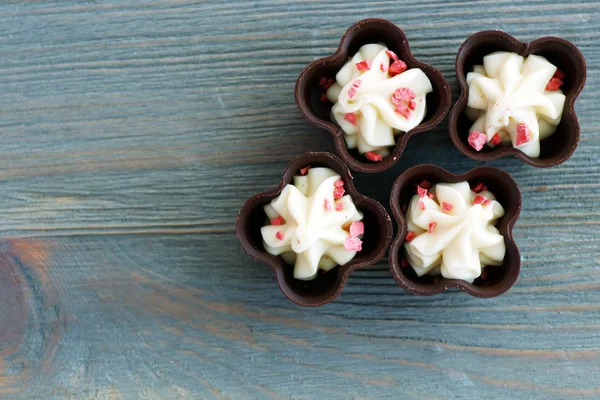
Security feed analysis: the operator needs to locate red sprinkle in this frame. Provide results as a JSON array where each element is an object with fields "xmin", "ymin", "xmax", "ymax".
[
  {"xmin": 516, "ymin": 123, "xmax": 530, "ymax": 146},
  {"xmin": 472, "ymin": 182, "xmax": 487, "ymax": 193},
  {"xmin": 391, "ymin": 87, "xmax": 416, "ymax": 119},
  {"xmin": 418, "ymin": 200, "xmax": 425, "ymax": 211},
  {"xmin": 483, "ymin": 199, "xmax": 492, "ymax": 206},
  {"xmin": 318, "ymin": 77, "xmax": 327, "ymax": 87},
  {"xmin": 545, "ymin": 77, "xmax": 563, "ymax": 91},
  {"xmin": 333, "ymin": 186, "xmax": 345, "ymax": 200},
  {"xmin": 480, "ymin": 268, "xmax": 488, "ymax": 280},
  {"xmin": 343, "ymin": 237, "xmax": 362, "ymax": 252},
  {"xmin": 401, "ymin": 204, "xmax": 408, "ymax": 213},
  {"xmin": 365, "ymin": 151, "xmax": 383, "ymax": 162},
  {"xmin": 320, "ymin": 93, "xmax": 329, "ymax": 103},
  {"xmin": 334, "ymin": 179, "xmax": 344, "ymax": 187},
  {"xmin": 389, "ymin": 60, "xmax": 407, "ymax": 76},
  {"xmin": 491, "ymin": 132, "xmax": 502, "ymax": 146},
  {"xmin": 442, "ymin": 202, "xmax": 453, "ymax": 212},
  {"xmin": 428, "ymin": 222, "xmax": 437, "ymax": 234},
  {"xmin": 408, "ymin": 100, "xmax": 416, "ymax": 110},
  {"xmin": 428, "ymin": 192, "xmax": 434, "ymax": 199},
  {"xmin": 385, "ymin": 50, "xmax": 399, "ymax": 61},
  {"xmin": 473, "ymin": 195, "xmax": 486, "ymax": 205},
  {"xmin": 395, "ymin": 104, "xmax": 412, "ymax": 119},
  {"xmin": 554, "ymin": 68, "xmax": 566, "ymax": 80},
  {"xmin": 335, "ymin": 202, "xmax": 344, "ymax": 211},
  {"xmin": 344, "ymin": 112, "xmax": 357, "ymax": 126},
  {"xmin": 468, "ymin": 130, "xmax": 488, "ymax": 151},
  {"xmin": 418, "ymin": 180, "xmax": 432, "ymax": 189},
  {"xmin": 271, "ymin": 216, "xmax": 285, "ymax": 226},
  {"xmin": 417, "ymin": 185, "xmax": 428, "ymax": 198},
  {"xmin": 323, "ymin": 78, "xmax": 335, "ymax": 90},
  {"xmin": 275, "ymin": 231, "xmax": 284, "ymax": 240},
  {"xmin": 349, "ymin": 221, "xmax": 364, "ymax": 238},
  {"xmin": 355, "ymin": 60, "xmax": 372, "ymax": 71},
  {"xmin": 380, "ymin": 63, "xmax": 387, "ymax": 73},
  {"xmin": 324, "ymin": 198, "xmax": 332, "ymax": 211},
  {"xmin": 406, "ymin": 231, "xmax": 416, "ymax": 242},
  {"xmin": 401, "ymin": 257, "xmax": 409, "ymax": 268},
  {"xmin": 300, "ymin": 166, "xmax": 310, "ymax": 176}
]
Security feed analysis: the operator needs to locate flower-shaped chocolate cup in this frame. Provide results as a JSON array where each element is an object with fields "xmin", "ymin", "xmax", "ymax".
[
  {"xmin": 295, "ymin": 18, "xmax": 451, "ymax": 173},
  {"xmin": 236, "ymin": 152, "xmax": 393, "ymax": 307},
  {"xmin": 449, "ymin": 31, "xmax": 586, "ymax": 167},
  {"xmin": 389, "ymin": 164, "xmax": 522, "ymax": 298}
]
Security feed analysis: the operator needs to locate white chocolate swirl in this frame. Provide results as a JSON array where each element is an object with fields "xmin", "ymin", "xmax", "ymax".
[
  {"xmin": 261, "ymin": 167, "xmax": 363, "ymax": 280},
  {"xmin": 404, "ymin": 182, "xmax": 506, "ymax": 282},
  {"xmin": 466, "ymin": 51, "xmax": 566, "ymax": 157},
  {"xmin": 327, "ymin": 44, "xmax": 433, "ymax": 157}
]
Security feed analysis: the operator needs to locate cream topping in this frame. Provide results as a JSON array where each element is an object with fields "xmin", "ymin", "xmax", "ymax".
[
  {"xmin": 327, "ymin": 44, "xmax": 433, "ymax": 157},
  {"xmin": 261, "ymin": 167, "xmax": 363, "ymax": 280},
  {"xmin": 404, "ymin": 182, "xmax": 506, "ymax": 282},
  {"xmin": 466, "ymin": 51, "xmax": 566, "ymax": 157}
]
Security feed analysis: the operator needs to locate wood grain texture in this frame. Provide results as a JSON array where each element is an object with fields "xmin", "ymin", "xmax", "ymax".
[{"xmin": 1, "ymin": 0, "xmax": 599, "ymax": 399}]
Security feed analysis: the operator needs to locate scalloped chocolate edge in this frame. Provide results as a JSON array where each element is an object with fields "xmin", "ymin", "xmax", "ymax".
[
  {"xmin": 389, "ymin": 164, "xmax": 522, "ymax": 298},
  {"xmin": 236, "ymin": 152, "xmax": 393, "ymax": 307},
  {"xmin": 449, "ymin": 30, "xmax": 586, "ymax": 167},
  {"xmin": 295, "ymin": 18, "xmax": 451, "ymax": 173}
]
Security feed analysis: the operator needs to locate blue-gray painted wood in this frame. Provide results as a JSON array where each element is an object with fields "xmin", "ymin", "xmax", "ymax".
[{"xmin": 0, "ymin": 1, "xmax": 599, "ymax": 399}]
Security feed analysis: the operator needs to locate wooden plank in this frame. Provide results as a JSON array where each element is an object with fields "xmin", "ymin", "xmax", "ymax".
[{"xmin": 0, "ymin": 0, "xmax": 599, "ymax": 398}]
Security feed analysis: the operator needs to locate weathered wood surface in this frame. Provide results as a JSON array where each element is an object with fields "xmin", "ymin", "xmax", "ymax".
[{"xmin": 0, "ymin": 0, "xmax": 599, "ymax": 399}]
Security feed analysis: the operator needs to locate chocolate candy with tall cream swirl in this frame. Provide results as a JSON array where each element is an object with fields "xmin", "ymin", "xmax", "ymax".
[
  {"xmin": 261, "ymin": 167, "xmax": 364, "ymax": 280},
  {"xmin": 326, "ymin": 44, "xmax": 433, "ymax": 160},
  {"xmin": 403, "ymin": 181, "xmax": 505, "ymax": 282}
]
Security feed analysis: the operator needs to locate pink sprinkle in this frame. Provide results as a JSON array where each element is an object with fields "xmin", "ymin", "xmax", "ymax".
[
  {"xmin": 473, "ymin": 195, "xmax": 486, "ymax": 205},
  {"xmin": 335, "ymin": 202, "xmax": 344, "ymax": 211},
  {"xmin": 334, "ymin": 179, "xmax": 344, "ymax": 187},
  {"xmin": 428, "ymin": 222, "xmax": 437, "ymax": 234},
  {"xmin": 275, "ymin": 231, "xmax": 284, "ymax": 240},
  {"xmin": 442, "ymin": 202, "xmax": 453, "ymax": 212},
  {"xmin": 385, "ymin": 49, "xmax": 399, "ymax": 61},
  {"xmin": 355, "ymin": 60, "xmax": 372, "ymax": 71},
  {"xmin": 472, "ymin": 182, "xmax": 487, "ymax": 193},
  {"xmin": 483, "ymin": 199, "xmax": 492, "ymax": 206},
  {"xmin": 333, "ymin": 186, "xmax": 345, "ymax": 199},
  {"xmin": 406, "ymin": 231, "xmax": 416, "ymax": 242},
  {"xmin": 491, "ymin": 133, "xmax": 502, "ymax": 146},
  {"xmin": 365, "ymin": 151, "xmax": 383, "ymax": 162},
  {"xmin": 344, "ymin": 237, "xmax": 362, "ymax": 252},
  {"xmin": 300, "ymin": 166, "xmax": 310, "ymax": 176},
  {"xmin": 348, "ymin": 88, "xmax": 357, "ymax": 98},
  {"xmin": 516, "ymin": 123, "xmax": 530, "ymax": 146},
  {"xmin": 468, "ymin": 130, "xmax": 487, "ymax": 151},
  {"xmin": 380, "ymin": 63, "xmax": 387, "ymax": 73},
  {"xmin": 395, "ymin": 104, "xmax": 412, "ymax": 119},
  {"xmin": 428, "ymin": 192, "xmax": 434, "ymax": 199},
  {"xmin": 352, "ymin": 79, "xmax": 362, "ymax": 87},
  {"xmin": 401, "ymin": 204, "xmax": 408, "ymax": 213},
  {"xmin": 271, "ymin": 216, "xmax": 285, "ymax": 226},
  {"xmin": 324, "ymin": 198, "xmax": 332, "ymax": 211},
  {"xmin": 389, "ymin": 60, "xmax": 407, "ymax": 76},
  {"xmin": 344, "ymin": 112, "xmax": 357, "ymax": 126},
  {"xmin": 349, "ymin": 221, "xmax": 364, "ymax": 238},
  {"xmin": 418, "ymin": 200, "xmax": 425, "ymax": 211},
  {"xmin": 394, "ymin": 87, "xmax": 416, "ymax": 101},
  {"xmin": 417, "ymin": 185, "xmax": 428, "ymax": 198},
  {"xmin": 320, "ymin": 93, "xmax": 329, "ymax": 103}
]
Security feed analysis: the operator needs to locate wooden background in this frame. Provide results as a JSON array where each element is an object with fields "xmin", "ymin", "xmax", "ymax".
[{"xmin": 0, "ymin": 0, "xmax": 599, "ymax": 399}]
